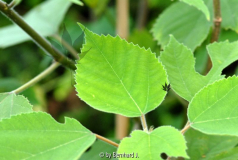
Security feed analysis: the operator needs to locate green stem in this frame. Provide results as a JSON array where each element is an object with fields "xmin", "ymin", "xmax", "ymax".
[
  {"xmin": 11, "ymin": 62, "xmax": 60, "ymax": 94},
  {"xmin": 0, "ymin": 0, "xmax": 76, "ymax": 70},
  {"xmin": 95, "ymin": 134, "xmax": 119, "ymax": 147},
  {"xmin": 140, "ymin": 114, "xmax": 148, "ymax": 132}
]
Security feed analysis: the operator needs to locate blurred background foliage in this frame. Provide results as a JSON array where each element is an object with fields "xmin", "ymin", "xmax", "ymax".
[{"xmin": 0, "ymin": 0, "xmax": 238, "ymax": 141}]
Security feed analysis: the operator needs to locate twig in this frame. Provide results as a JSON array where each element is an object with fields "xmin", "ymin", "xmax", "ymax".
[
  {"xmin": 11, "ymin": 62, "xmax": 60, "ymax": 94},
  {"xmin": 136, "ymin": 0, "xmax": 148, "ymax": 30},
  {"xmin": 52, "ymin": 34, "xmax": 79, "ymax": 59},
  {"xmin": 207, "ymin": 0, "xmax": 222, "ymax": 72},
  {"xmin": 0, "ymin": 0, "xmax": 76, "ymax": 70},
  {"xmin": 211, "ymin": 0, "xmax": 222, "ymax": 43},
  {"xmin": 115, "ymin": 0, "xmax": 129, "ymax": 139},
  {"xmin": 181, "ymin": 121, "xmax": 191, "ymax": 134},
  {"xmin": 140, "ymin": 114, "xmax": 148, "ymax": 132},
  {"xmin": 95, "ymin": 134, "xmax": 119, "ymax": 147}
]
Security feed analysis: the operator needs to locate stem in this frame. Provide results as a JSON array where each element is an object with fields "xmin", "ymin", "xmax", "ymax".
[
  {"xmin": 207, "ymin": 0, "xmax": 222, "ymax": 72},
  {"xmin": 0, "ymin": 0, "xmax": 76, "ymax": 70},
  {"xmin": 11, "ymin": 62, "xmax": 60, "ymax": 94},
  {"xmin": 140, "ymin": 114, "xmax": 148, "ymax": 132},
  {"xmin": 95, "ymin": 134, "xmax": 119, "ymax": 147},
  {"xmin": 181, "ymin": 121, "xmax": 191, "ymax": 134},
  {"xmin": 211, "ymin": 0, "xmax": 222, "ymax": 43},
  {"xmin": 52, "ymin": 34, "xmax": 79, "ymax": 60},
  {"xmin": 115, "ymin": 0, "xmax": 129, "ymax": 139},
  {"xmin": 136, "ymin": 0, "xmax": 148, "ymax": 30}
]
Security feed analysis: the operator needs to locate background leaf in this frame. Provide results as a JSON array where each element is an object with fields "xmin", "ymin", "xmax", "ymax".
[
  {"xmin": 75, "ymin": 24, "xmax": 167, "ymax": 117},
  {"xmin": 0, "ymin": 112, "xmax": 96, "ymax": 159},
  {"xmin": 0, "ymin": 0, "xmax": 78, "ymax": 48},
  {"xmin": 151, "ymin": 1, "xmax": 212, "ymax": 51},
  {"xmin": 160, "ymin": 36, "xmax": 238, "ymax": 101},
  {"xmin": 180, "ymin": 0, "xmax": 210, "ymax": 20},
  {"xmin": 0, "ymin": 93, "xmax": 32, "ymax": 121},
  {"xmin": 221, "ymin": 0, "xmax": 238, "ymax": 32},
  {"xmin": 184, "ymin": 128, "xmax": 238, "ymax": 160},
  {"xmin": 117, "ymin": 126, "xmax": 188, "ymax": 160},
  {"xmin": 188, "ymin": 76, "xmax": 238, "ymax": 136}
]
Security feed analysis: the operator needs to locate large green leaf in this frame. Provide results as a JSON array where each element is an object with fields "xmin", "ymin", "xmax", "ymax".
[
  {"xmin": 117, "ymin": 126, "xmax": 188, "ymax": 160},
  {"xmin": 0, "ymin": 0, "xmax": 82, "ymax": 48},
  {"xmin": 185, "ymin": 128, "xmax": 238, "ymax": 160},
  {"xmin": 180, "ymin": 0, "xmax": 210, "ymax": 20},
  {"xmin": 160, "ymin": 36, "xmax": 238, "ymax": 101},
  {"xmin": 75, "ymin": 24, "xmax": 167, "ymax": 117},
  {"xmin": 221, "ymin": 0, "xmax": 238, "ymax": 32},
  {"xmin": 151, "ymin": 1, "xmax": 212, "ymax": 51},
  {"xmin": 0, "ymin": 112, "xmax": 96, "ymax": 159},
  {"xmin": 188, "ymin": 76, "xmax": 238, "ymax": 136},
  {"xmin": 0, "ymin": 93, "xmax": 32, "ymax": 121}
]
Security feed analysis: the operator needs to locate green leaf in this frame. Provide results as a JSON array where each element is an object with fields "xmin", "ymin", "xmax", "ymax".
[
  {"xmin": 188, "ymin": 76, "xmax": 238, "ymax": 136},
  {"xmin": 0, "ymin": 112, "xmax": 96, "ymax": 159},
  {"xmin": 75, "ymin": 24, "xmax": 167, "ymax": 117},
  {"xmin": 117, "ymin": 126, "xmax": 188, "ymax": 160},
  {"xmin": 0, "ymin": 0, "xmax": 74, "ymax": 48},
  {"xmin": 160, "ymin": 36, "xmax": 238, "ymax": 101},
  {"xmin": 221, "ymin": 0, "xmax": 238, "ymax": 32},
  {"xmin": 209, "ymin": 147, "xmax": 238, "ymax": 160},
  {"xmin": 180, "ymin": 0, "xmax": 210, "ymax": 20},
  {"xmin": 151, "ymin": 1, "xmax": 211, "ymax": 51},
  {"xmin": 185, "ymin": 128, "xmax": 238, "ymax": 160},
  {"xmin": 0, "ymin": 93, "xmax": 32, "ymax": 121}
]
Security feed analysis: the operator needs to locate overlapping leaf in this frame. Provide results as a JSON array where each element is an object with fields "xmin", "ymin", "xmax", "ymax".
[
  {"xmin": 0, "ymin": 0, "xmax": 82, "ymax": 48},
  {"xmin": 0, "ymin": 93, "xmax": 32, "ymax": 121},
  {"xmin": 160, "ymin": 36, "xmax": 238, "ymax": 101},
  {"xmin": 117, "ymin": 126, "xmax": 188, "ymax": 160},
  {"xmin": 151, "ymin": 1, "xmax": 212, "ymax": 51},
  {"xmin": 180, "ymin": 0, "xmax": 210, "ymax": 20},
  {"xmin": 75, "ymin": 24, "xmax": 167, "ymax": 117},
  {"xmin": 185, "ymin": 129, "xmax": 238, "ymax": 159},
  {"xmin": 0, "ymin": 112, "xmax": 96, "ymax": 159},
  {"xmin": 188, "ymin": 76, "xmax": 238, "ymax": 136}
]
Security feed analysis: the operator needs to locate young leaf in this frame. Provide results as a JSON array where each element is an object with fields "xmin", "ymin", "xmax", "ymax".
[
  {"xmin": 0, "ymin": 112, "xmax": 96, "ymax": 159},
  {"xmin": 180, "ymin": 0, "xmax": 210, "ymax": 20},
  {"xmin": 160, "ymin": 36, "xmax": 238, "ymax": 102},
  {"xmin": 185, "ymin": 128, "xmax": 238, "ymax": 160},
  {"xmin": 151, "ymin": 1, "xmax": 212, "ymax": 51},
  {"xmin": 75, "ymin": 24, "xmax": 167, "ymax": 117},
  {"xmin": 188, "ymin": 76, "xmax": 238, "ymax": 136},
  {"xmin": 117, "ymin": 126, "xmax": 188, "ymax": 160},
  {"xmin": 0, "ymin": 93, "xmax": 32, "ymax": 121}
]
